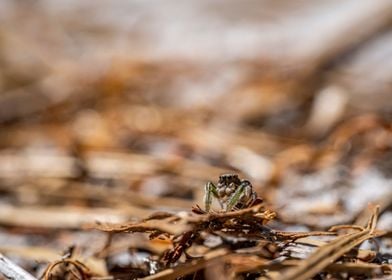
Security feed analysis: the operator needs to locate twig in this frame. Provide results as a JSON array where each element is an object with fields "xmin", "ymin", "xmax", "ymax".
[
  {"xmin": 277, "ymin": 206, "xmax": 382, "ymax": 280},
  {"xmin": 91, "ymin": 217, "xmax": 188, "ymax": 236},
  {"xmin": 0, "ymin": 204, "xmax": 130, "ymax": 229},
  {"xmin": 0, "ymin": 253, "xmax": 37, "ymax": 280},
  {"xmin": 187, "ymin": 204, "xmax": 274, "ymax": 223},
  {"xmin": 42, "ymin": 258, "xmax": 90, "ymax": 280},
  {"xmin": 141, "ymin": 249, "xmax": 228, "ymax": 280}
]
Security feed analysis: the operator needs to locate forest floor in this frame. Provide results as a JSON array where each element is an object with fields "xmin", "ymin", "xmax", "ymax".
[{"xmin": 0, "ymin": 1, "xmax": 391, "ymax": 279}]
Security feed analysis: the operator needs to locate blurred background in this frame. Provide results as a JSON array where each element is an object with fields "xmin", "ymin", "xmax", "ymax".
[{"xmin": 0, "ymin": 0, "xmax": 391, "ymax": 278}]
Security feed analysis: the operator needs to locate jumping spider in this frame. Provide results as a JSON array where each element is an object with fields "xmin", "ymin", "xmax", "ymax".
[{"xmin": 204, "ymin": 174, "xmax": 258, "ymax": 212}]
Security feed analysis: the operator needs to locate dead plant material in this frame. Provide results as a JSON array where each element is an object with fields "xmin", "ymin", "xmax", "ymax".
[
  {"xmin": 42, "ymin": 259, "xmax": 91, "ymax": 280},
  {"xmin": 89, "ymin": 202, "xmax": 389, "ymax": 279},
  {"xmin": 0, "ymin": 253, "xmax": 37, "ymax": 280},
  {"xmin": 2, "ymin": 4, "xmax": 392, "ymax": 279},
  {"xmin": 278, "ymin": 206, "xmax": 384, "ymax": 280},
  {"xmin": 142, "ymin": 249, "xmax": 228, "ymax": 280},
  {"xmin": 42, "ymin": 248, "xmax": 93, "ymax": 280}
]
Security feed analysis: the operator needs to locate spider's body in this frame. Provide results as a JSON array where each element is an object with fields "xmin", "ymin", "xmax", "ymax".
[{"xmin": 204, "ymin": 174, "xmax": 258, "ymax": 212}]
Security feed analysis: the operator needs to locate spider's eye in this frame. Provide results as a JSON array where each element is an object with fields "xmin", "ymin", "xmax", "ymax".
[{"xmin": 220, "ymin": 174, "xmax": 230, "ymax": 180}]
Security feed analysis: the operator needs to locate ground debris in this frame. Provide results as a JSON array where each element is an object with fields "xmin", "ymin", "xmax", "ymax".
[
  {"xmin": 1, "ymin": 1, "xmax": 392, "ymax": 279},
  {"xmin": 88, "ymin": 203, "xmax": 390, "ymax": 280}
]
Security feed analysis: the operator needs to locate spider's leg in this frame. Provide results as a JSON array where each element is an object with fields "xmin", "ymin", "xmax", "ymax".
[
  {"xmin": 244, "ymin": 191, "xmax": 257, "ymax": 207},
  {"xmin": 243, "ymin": 183, "xmax": 255, "ymax": 206},
  {"xmin": 204, "ymin": 182, "xmax": 219, "ymax": 212},
  {"xmin": 226, "ymin": 184, "xmax": 246, "ymax": 211},
  {"xmin": 239, "ymin": 180, "xmax": 255, "ymax": 207}
]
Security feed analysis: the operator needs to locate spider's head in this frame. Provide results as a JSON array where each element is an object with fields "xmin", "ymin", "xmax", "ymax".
[{"xmin": 218, "ymin": 174, "xmax": 241, "ymax": 187}]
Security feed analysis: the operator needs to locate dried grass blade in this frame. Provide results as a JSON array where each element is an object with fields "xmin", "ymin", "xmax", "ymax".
[
  {"xmin": 141, "ymin": 249, "xmax": 228, "ymax": 280},
  {"xmin": 277, "ymin": 206, "xmax": 381, "ymax": 280}
]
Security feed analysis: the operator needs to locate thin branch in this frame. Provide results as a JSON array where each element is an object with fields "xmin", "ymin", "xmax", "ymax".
[
  {"xmin": 277, "ymin": 206, "xmax": 382, "ymax": 280},
  {"xmin": 0, "ymin": 253, "xmax": 37, "ymax": 280}
]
